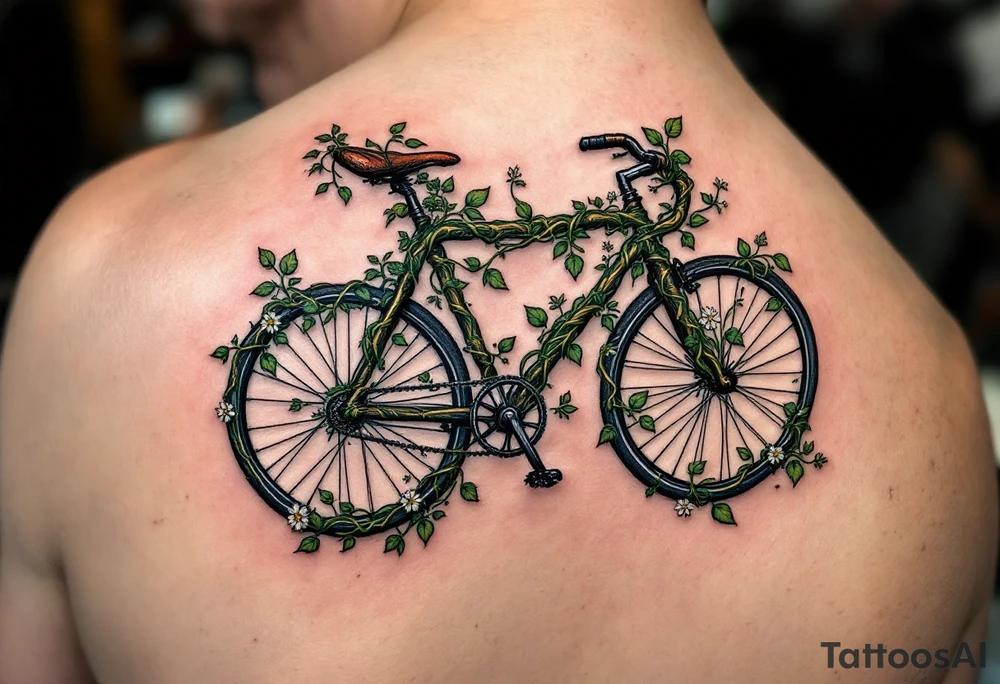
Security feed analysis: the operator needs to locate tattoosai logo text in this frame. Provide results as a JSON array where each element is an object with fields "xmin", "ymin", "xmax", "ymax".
[{"xmin": 821, "ymin": 642, "xmax": 986, "ymax": 670}]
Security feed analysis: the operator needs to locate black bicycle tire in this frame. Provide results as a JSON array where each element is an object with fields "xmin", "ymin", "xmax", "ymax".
[
  {"xmin": 600, "ymin": 255, "xmax": 819, "ymax": 501},
  {"xmin": 224, "ymin": 284, "xmax": 473, "ymax": 536}
]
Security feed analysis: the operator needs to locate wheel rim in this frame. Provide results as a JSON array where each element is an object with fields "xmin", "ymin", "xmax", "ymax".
[
  {"xmin": 225, "ymin": 285, "xmax": 472, "ymax": 535},
  {"xmin": 602, "ymin": 256, "xmax": 818, "ymax": 500}
]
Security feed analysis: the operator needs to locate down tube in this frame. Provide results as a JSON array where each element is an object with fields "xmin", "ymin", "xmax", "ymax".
[{"xmin": 519, "ymin": 240, "xmax": 644, "ymax": 392}]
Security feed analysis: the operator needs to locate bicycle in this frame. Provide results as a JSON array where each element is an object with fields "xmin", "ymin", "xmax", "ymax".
[{"xmin": 212, "ymin": 118, "xmax": 825, "ymax": 555}]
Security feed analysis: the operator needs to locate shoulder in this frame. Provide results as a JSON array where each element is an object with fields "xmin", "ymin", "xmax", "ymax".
[{"xmin": 0, "ymin": 138, "xmax": 202, "ymax": 561}]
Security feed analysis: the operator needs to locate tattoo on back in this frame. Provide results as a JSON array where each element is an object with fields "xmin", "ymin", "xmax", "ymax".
[{"xmin": 211, "ymin": 117, "xmax": 826, "ymax": 556}]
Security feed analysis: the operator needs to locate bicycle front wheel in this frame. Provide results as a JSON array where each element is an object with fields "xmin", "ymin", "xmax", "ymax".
[
  {"xmin": 600, "ymin": 256, "xmax": 818, "ymax": 501},
  {"xmin": 223, "ymin": 284, "xmax": 472, "ymax": 537}
]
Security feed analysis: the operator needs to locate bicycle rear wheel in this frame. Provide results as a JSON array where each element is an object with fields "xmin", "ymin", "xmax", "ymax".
[
  {"xmin": 222, "ymin": 284, "xmax": 472, "ymax": 537},
  {"xmin": 600, "ymin": 256, "xmax": 818, "ymax": 501}
]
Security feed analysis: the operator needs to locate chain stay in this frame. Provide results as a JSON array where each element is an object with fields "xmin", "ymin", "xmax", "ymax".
[{"xmin": 342, "ymin": 375, "xmax": 526, "ymax": 457}]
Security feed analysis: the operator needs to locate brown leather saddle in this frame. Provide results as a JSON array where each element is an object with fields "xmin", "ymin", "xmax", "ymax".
[{"xmin": 333, "ymin": 146, "xmax": 460, "ymax": 181}]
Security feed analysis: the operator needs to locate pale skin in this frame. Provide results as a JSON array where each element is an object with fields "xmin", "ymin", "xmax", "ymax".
[{"xmin": 1, "ymin": 0, "xmax": 996, "ymax": 682}]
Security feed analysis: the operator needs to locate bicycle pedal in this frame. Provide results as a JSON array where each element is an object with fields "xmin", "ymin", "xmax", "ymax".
[{"xmin": 524, "ymin": 468, "xmax": 563, "ymax": 489}]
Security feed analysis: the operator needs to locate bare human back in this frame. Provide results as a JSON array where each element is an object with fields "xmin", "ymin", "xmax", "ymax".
[{"xmin": 1, "ymin": 1, "xmax": 994, "ymax": 683}]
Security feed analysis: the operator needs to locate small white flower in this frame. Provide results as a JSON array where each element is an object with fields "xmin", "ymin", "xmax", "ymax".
[
  {"xmin": 675, "ymin": 499, "xmax": 695, "ymax": 517},
  {"xmin": 399, "ymin": 489, "xmax": 423, "ymax": 513},
  {"xmin": 765, "ymin": 445, "xmax": 785, "ymax": 466},
  {"xmin": 698, "ymin": 306, "xmax": 721, "ymax": 331},
  {"xmin": 287, "ymin": 503, "xmax": 311, "ymax": 531},
  {"xmin": 216, "ymin": 401, "xmax": 236, "ymax": 422},
  {"xmin": 260, "ymin": 311, "xmax": 281, "ymax": 334}
]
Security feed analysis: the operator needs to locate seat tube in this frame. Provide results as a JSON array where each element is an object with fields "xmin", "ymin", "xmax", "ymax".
[{"xmin": 427, "ymin": 246, "xmax": 499, "ymax": 380}]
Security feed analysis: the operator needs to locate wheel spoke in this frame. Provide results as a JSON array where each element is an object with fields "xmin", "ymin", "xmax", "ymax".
[{"xmin": 252, "ymin": 370, "xmax": 326, "ymax": 399}]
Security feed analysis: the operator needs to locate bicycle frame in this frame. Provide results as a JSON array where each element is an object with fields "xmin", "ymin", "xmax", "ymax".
[{"xmin": 343, "ymin": 174, "xmax": 731, "ymax": 425}]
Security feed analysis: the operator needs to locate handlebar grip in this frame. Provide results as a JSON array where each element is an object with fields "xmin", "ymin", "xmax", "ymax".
[{"xmin": 579, "ymin": 134, "xmax": 627, "ymax": 152}]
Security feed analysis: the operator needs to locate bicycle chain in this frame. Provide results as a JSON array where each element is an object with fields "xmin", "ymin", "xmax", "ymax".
[{"xmin": 336, "ymin": 375, "xmax": 538, "ymax": 458}]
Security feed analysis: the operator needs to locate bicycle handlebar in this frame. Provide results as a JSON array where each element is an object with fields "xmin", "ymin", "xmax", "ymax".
[{"xmin": 579, "ymin": 133, "xmax": 666, "ymax": 171}]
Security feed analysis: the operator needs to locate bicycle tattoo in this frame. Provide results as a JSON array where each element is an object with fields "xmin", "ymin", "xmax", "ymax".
[{"xmin": 212, "ymin": 117, "xmax": 827, "ymax": 556}]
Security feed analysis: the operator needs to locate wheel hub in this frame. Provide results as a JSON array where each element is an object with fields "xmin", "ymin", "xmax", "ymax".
[
  {"xmin": 324, "ymin": 392, "xmax": 361, "ymax": 434},
  {"xmin": 699, "ymin": 368, "xmax": 739, "ymax": 395}
]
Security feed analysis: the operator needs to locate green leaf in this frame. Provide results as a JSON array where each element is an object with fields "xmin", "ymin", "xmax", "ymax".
[
  {"xmin": 273, "ymin": 331, "xmax": 289, "ymax": 345},
  {"xmin": 442, "ymin": 177, "xmax": 455, "ymax": 193},
  {"xmin": 288, "ymin": 398, "xmax": 303, "ymax": 412},
  {"xmin": 524, "ymin": 306, "xmax": 548, "ymax": 328},
  {"xmin": 384, "ymin": 534, "xmax": 404, "ymax": 556},
  {"xmin": 680, "ymin": 231, "xmax": 695, "ymax": 249},
  {"xmin": 417, "ymin": 371, "xmax": 431, "ymax": 383},
  {"xmin": 405, "ymin": 138, "xmax": 426, "ymax": 149},
  {"xmin": 497, "ymin": 336, "xmax": 516, "ymax": 353},
  {"xmin": 736, "ymin": 447, "xmax": 753, "ymax": 461},
  {"xmin": 602, "ymin": 315, "xmax": 615, "ymax": 331},
  {"xmin": 464, "ymin": 256, "xmax": 481, "ymax": 271},
  {"xmin": 711, "ymin": 502, "xmax": 737, "ymax": 525},
  {"xmin": 572, "ymin": 200, "xmax": 586, "ymax": 211},
  {"xmin": 553, "ymin": 241, "xmax": 569, "ymax": 259},
  {"xmin": 303, "ymin": 149, "xmax": 320, "ymax": 159},
  {"xmin": 278, "ymin": 250, "xmax": 298, "ymax": 276},
  {"xmin": 431, "ymin": 509, "xmax": 446, "ymax": 520},
  {"xmin": 295, "ymin": 535, "xmax": 320, "ymax": 553},
  {"xmin": 315, "ymin": 134, "xmax": 333, "ymax": 143},
  {"xmin": 671, "ymin": 149, "xmax": 692, "ymax": 165},
  {"xmin": 301, "ymin": 316, "xmax": 315, "ymax": 332},
  {"xmin": 484, "ymin": 268, "xmax": 508, "ymax": 290},
  {"xmin": 687, "ymin": 460, "xmax": 707, "ymax": 475},
  {"xmin": 338, "ymin": 186, "xmax": 352, "ymax": 204},
  {"xmin": 737, "ymin": 238, "xmax": 752, "ymax": 258},
  {"xmin": 754, "ymin": 232, "xmax": 768, "ymax": 247},
  {"xmin": 258, "ymin": 248, "xmax": 276, "ymax": 269},
  {"xmin": 803, "ymin": 441, "xmax": 814, "ymax": 455},
  {"xmin": 724, "ymin": 327, "xmax": 744, "ymax": 346},
  {"xmin": 392, "ymin": 333, "xmax": 408, "ymax": 346},
  {"xmin": 315, "ymin": 183, "xmax": 330, "ymax": 195},
  {"xmin": 259, "ymin": 353, "xmax": 277, "ymax": 376},
  {"xmin": 460, "ymin": 482, "xmax": 479, "ymax": 502},
  {"xmin": 645, "ymin": 486, "xmax": 657, "ymax": 498},
  {"xmin": 463, "ymin": 207, "xmax": 485, "ymax": 221},
  {"xmin": 416, "ymin": 518, "xmax": 435, "ymax": 546},
  {"xmin": 341, "ymin": 537, "xmax": 356, "ymax": 552},
  {"xmin": 639, "ymin": 415, "xmax": 656, "ymax": 431},
  {"xmin": 773, "ymin": 253, "xmax": 792, "ymax": 272},
  {"xmin": 515, "ymin": 198, "xmax": 533, "ymax": 220},
  {"xmin": 783, "ymin": 402, "xmax": 798, "ymax": 417},
  {"xmin": 765, "ymin": 297, "xmax": 783, "ymax": 312},
  {"xmin": 465, "ymin": 187, "xmax": 490, "ymax": 208},
  {"xmin": 786, "ymin": 459, "xmax": 804, "ymax": 487},
  {"xmin": 701, "ymin": 192, "xmax": 714, "ymax": 205},
  {"xmin": 598, "ymin": 424, "xmax": 617, "ymax": 446},
  {"xmin": 308, "ymin": 511, "xmax": 322, "ymax": 530},
  {"xmin": 339, "ymin": 501, "xmax": 355, "ymax": 514},
  {"xmin": 643, "ymin": 127, "xmax": 664, "ymax": 147},
  {"xmin": 566, "ymin": 343, "xmax": 583, "ymax": 365},
  {"xmin": 565, "ymin": 254, "xmax": 584, "ymax": 280},
  {"xmin": 210, "ymin": 346, "xmax": 229, "ymax": 362},
  {"xmin": 631, "ymin": 262, "xmax": 645, "ymax": 284},
  {"xmin": 389, "ymin": 122, "xmax": 406, "ymax": 134},
  {"xmin": 664, "ymin": 117, "xmax": 683, "ymax": 138},
  {"xmin": 628, "ymin": 391, "xmax": 648, "ymax": 411},
  {"xmin": 689, "ymin": 214, "xmax": 709, "ymax": 228}
]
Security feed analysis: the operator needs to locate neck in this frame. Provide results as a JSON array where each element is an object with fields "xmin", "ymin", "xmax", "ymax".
[{"xmin": 366, "ymin": 0, "xmax": 715, "ymax": 81}]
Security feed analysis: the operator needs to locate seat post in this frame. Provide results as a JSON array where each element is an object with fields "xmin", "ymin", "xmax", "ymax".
[{"xmin": 389, "ymin": 177, "xmax": 431, "ymax": 229}]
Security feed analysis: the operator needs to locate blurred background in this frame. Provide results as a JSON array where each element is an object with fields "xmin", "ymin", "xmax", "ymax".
[{"xmin": 0, "ymin": 0, "xmax": 998, "ymax": 667}]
